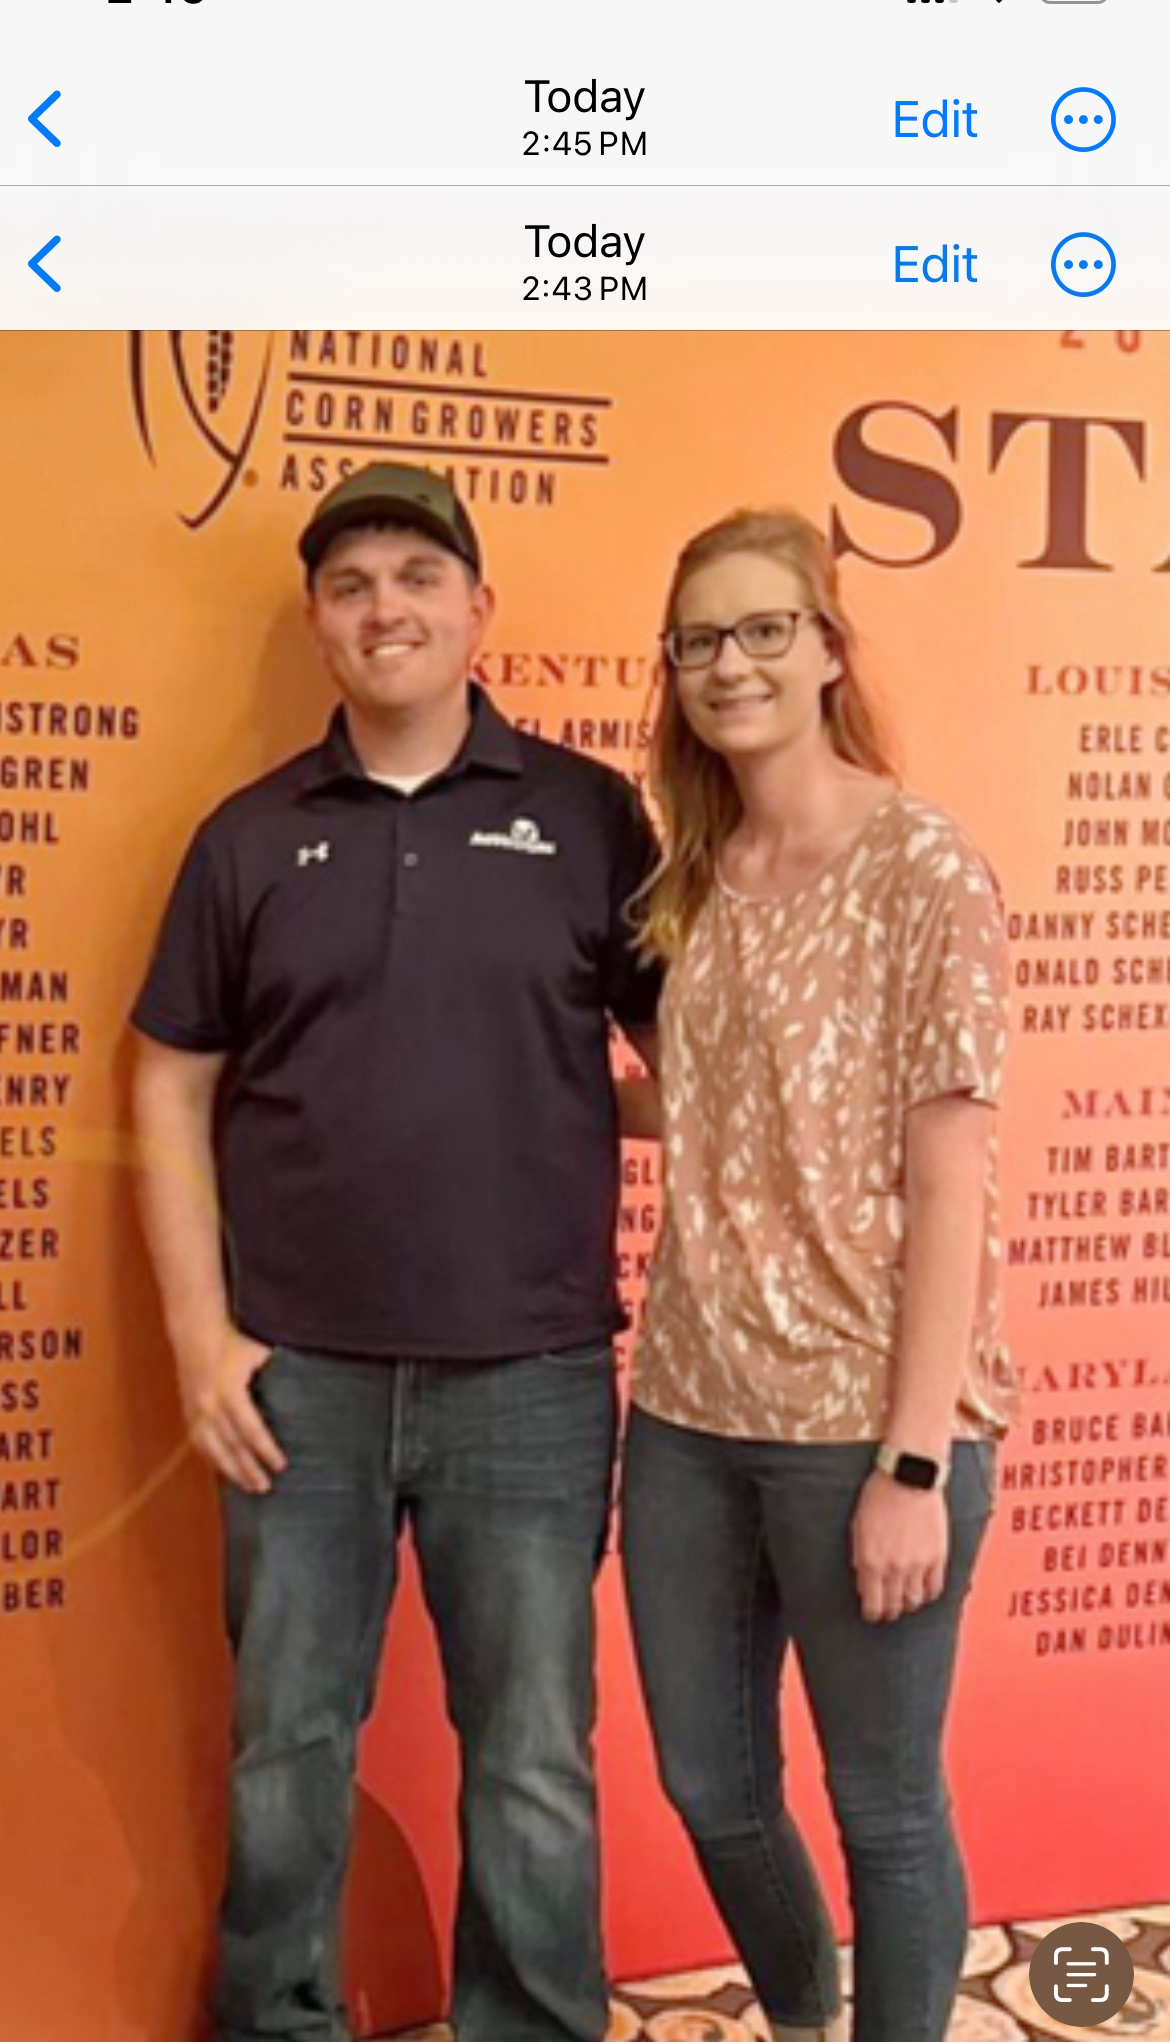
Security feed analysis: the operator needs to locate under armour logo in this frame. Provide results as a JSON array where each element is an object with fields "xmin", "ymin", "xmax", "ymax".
[{"xmin": 297, "ymin": 841, "xmax": 331, "ymax": 867}]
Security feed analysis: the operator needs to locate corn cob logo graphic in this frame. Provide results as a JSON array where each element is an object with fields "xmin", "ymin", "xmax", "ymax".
[
  {"xmin": 128, "ymin": 331, "xmax": 275, "ymax": 529},
  {"xmin": 205, "ymin": 330, "xmax": 234, "ymax": 414}
]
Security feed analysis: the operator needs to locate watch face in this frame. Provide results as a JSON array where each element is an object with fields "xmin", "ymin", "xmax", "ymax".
[{"xmin": 896, "ymin": 1452, "xmax": 940, "ymax": 1490}]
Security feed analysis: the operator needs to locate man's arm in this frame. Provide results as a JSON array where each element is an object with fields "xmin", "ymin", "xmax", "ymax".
[
  {"xmin": 132, "ymin": 1035, "xmax": 287, "ymax": 1494},
  {"xmin": 616, "ymin": 1022, "xmax": 662, "ymax": 1142}
]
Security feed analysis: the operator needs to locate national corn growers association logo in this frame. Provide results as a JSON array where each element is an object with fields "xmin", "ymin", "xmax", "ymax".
[
  {"xmin": 129, "ymin": 331, "xmax": 614, "ymax": 530},
  {"xmin": 129, "ymin": 331, "xmax": 275, "ymax": 530}
]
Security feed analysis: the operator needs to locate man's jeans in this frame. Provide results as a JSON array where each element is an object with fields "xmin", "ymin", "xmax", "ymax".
[
  {"xmin": 214, "ymin": 1342, "xmax": 618, "ymax": 2042},
  {"xmin": 620, "ymin": 1410, "xmax": 996, "ymax": 2042}
]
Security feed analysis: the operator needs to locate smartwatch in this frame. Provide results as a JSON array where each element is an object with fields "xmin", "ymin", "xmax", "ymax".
[{"xmin": 874, "ymin": 1442, "xmax": 949, "ymax": 1492}]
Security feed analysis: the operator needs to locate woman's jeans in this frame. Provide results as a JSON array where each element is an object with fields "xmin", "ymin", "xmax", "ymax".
[
  {"xmin": 214, "ymin": 1342, "xmax": 618, "ymax": 2042},
  {"xmin": 620, "ymin": 1409, "xmax": 996, "ymax": 2042}
]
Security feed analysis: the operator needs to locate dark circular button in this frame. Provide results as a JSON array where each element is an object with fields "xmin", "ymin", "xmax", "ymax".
[{"xmin": 1028, "ymin": 1921, "xmax": 1134, "ymax": 2027}]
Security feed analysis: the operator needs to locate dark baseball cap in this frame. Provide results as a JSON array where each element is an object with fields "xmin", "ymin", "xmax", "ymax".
[{"xmin": 298, "ymin": 462, "xmax": 482, "ymax": 577}]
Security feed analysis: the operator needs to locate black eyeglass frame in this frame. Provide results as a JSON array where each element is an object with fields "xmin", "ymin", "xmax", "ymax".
[{"xmin": 661, "ymin": 608, "xmax": 822, "ymax": 670}]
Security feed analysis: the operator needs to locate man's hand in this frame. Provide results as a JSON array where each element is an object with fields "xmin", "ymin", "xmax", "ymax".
[
  {"xmin": 851, "ymin": 1471, "xmax": 949, "ymax": 1623},
  {"xmin": 133, "ymin": 1039, "xmax": 286, "ymax": 1492},
  {"xmin": 178, "ymin": 1330, "xmax": 288, "ymax": 1495}
]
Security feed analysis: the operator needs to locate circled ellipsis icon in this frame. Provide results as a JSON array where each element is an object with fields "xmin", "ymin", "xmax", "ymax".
[
  {"xmin": 1051, "ymin": 232, "xmax": 1116, "ymax": 297},
  {"xmin": 1052, "ymin": 87, "xmax": 1117, "ymax": 151}
]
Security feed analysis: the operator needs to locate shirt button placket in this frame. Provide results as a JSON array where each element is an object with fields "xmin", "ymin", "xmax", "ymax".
[{"xmin": 401, "ymin": 827, "xmax": 421, "ymax": 915}]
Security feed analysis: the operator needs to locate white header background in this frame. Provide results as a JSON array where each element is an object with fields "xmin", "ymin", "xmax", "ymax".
[{"xmin": 0, "ymin": 0, "xmax": 1165, "ymax": 323}]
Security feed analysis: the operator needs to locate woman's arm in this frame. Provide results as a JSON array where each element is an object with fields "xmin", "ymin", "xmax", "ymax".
[
  {"xmin": 616, "ymin": 1022, "xmax": 662, "ymax": 1142},
  {"xmin": 886, "ymin": 1091, "xmax": 993, "ymax": 1461},
  {"xmin": 851, "ymin": 1091, "xmax": 993, "ymax": 1623}
]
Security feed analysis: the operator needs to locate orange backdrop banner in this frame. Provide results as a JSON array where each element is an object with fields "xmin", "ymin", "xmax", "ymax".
[{"xmin": 1, "ymin": 329, "xmax": 1168, "ymax": 2042}]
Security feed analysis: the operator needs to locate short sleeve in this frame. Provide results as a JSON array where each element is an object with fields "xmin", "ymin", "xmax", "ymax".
[
  {"xmin": 903, "ymin": 837, "xmax": 1009, "ymax": 1109},
  {"xmin": 601, "ymin": 776, "xmax": 664, "ymax": 1031},
  {"xmin": 131, "ymin": 826, "xmax": 243, "ymax": 1052}
]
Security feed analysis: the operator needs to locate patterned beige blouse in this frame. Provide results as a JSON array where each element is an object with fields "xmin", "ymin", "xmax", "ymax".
[{"xmin": 633, "ymin": 790, "xmax": 1019, "ymax": 1443}]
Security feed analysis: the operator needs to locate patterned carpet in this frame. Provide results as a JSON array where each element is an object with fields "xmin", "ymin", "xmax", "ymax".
[{"xmin": 391, "ymin": 1906, "xmax": 1170, "ymax": 2041}]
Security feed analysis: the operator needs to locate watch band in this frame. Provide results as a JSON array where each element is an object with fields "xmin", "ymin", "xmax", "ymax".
[{"xmin": 874, "ymin": 1441, "xmax": 949, "ymax": 1491}]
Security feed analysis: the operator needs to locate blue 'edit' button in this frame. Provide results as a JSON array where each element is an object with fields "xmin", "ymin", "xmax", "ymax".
[{"xmin": 895, "ymin": 244, "xmax": 978, "ymax": 283}]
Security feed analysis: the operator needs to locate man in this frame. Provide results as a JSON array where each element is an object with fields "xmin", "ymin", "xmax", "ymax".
[{"xmin": 132, "ymin": 462, "xmax": 661, "ymax": 2042}]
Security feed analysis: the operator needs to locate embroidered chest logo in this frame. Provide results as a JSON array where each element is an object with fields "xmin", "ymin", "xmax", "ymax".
[
  {"xmin": 468, "ymin": 817, "xmax": 558, "ymax": 858},
  {"xmin": 296, "ymin": 840, "xmax": 332, "ymax": 867}
]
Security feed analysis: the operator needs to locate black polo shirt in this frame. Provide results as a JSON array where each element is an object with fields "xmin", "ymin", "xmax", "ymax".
[{"xmin": 133, "ymin": 685, "xmax": 663, "ymax": 1359}]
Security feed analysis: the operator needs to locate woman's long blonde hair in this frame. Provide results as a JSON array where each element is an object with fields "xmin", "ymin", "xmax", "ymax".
[{"xmin": 637, "ymin": 508, "xmax": 898, "ymax": 962}]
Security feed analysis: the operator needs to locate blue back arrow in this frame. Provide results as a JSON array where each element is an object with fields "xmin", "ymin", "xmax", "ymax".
[
  {"xmin": 29, "ymin": 236, "xmax": 63, "ymax": 293},
  {"xmin": 29, "ymin": 91, "xmax": 62, "ymax": 147}
]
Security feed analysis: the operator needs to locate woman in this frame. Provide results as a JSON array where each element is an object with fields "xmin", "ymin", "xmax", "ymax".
[{"xmin": 621, "ymin": 509, "xmax": 1018, "ymax": 2042}]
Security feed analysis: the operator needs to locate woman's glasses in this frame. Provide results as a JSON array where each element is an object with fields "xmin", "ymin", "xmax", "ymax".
[{"xmin": 662, "ymin": 609, "xmax": 818, "ymax": 670}]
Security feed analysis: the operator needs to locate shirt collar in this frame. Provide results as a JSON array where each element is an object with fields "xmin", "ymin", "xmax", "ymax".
[{"xmin": 303, "ymin": 681, "xmax": 523, "ymax": 794}]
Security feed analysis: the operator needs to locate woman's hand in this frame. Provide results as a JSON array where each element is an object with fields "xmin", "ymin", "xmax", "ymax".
[
  {"xmin": 616, "ymin": 1074, "xmax": 662, "ymax": 1141},
  {"xmin": 850, "ymin": 1471, "xmax": 949, "ymax": 1622}
]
